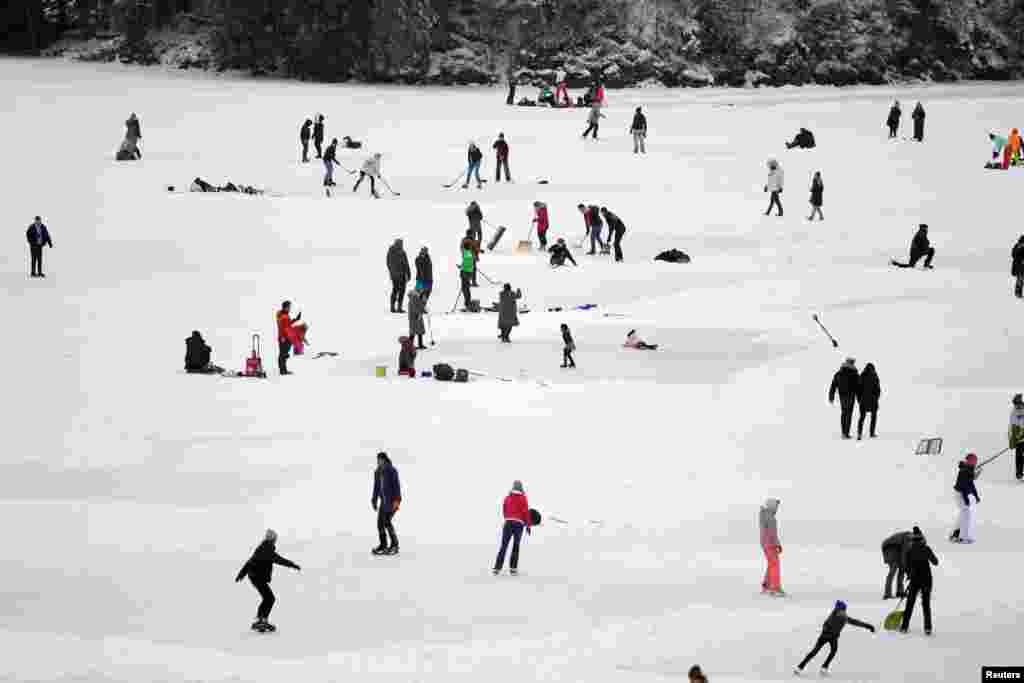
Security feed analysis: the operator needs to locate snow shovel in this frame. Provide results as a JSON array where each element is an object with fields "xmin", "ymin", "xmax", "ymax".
[
  {"xmin": 914, "ymin": 438, "xmax": 943, "ymax": 456},
  {"xmin": 883, "ymin": 597, "xmax": 905, "ymax": 631}
]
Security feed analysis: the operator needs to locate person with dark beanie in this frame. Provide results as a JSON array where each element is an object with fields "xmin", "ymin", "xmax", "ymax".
[
  {"xmin": 26, "ymin": 215, "xmax": 53, "ymax": 278},
  {"xmin": 900, "ymin": 526, "xmax": 938, "ymax": 635},
  {"xmin": 829, "ymin": 358, "xmax": 860, "ymax": 439},
  {"xmin": 857, "ymin": 362, "xmax": 881, "ymax": 439},
  {"xmin": 794, "ymin": 600, "xmax": 875, "ymax": 676},
  {"xmin": 235, "ymin": 528, "xmax": 301, "ymax": 632},
  {"xmin": 372, "ymin": 452, "xmax": 401, "ymax": 555},
  {"xmin": 949, "ymin": 454, "xmax": 979, "ymax": 543},
  {"xmin": 891, "ymin": 224, "xmax": 935, "ymax": 269}
]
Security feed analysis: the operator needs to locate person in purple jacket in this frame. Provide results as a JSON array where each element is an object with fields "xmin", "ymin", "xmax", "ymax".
[
  {"xmin": 372, "ymin": 452, "xmax": 402, "ymax": 555},
  {"xmin": 26, "ymin": 216, "xmax": 53, "ymax": 278}
]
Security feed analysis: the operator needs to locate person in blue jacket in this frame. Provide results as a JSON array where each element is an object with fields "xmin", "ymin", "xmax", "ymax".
[
  {"xmin": 372, "ymin": 452, "xmax": 402, "ymax": 555},
  {"xmin": 26, "ymin": 215, "xmax": 53, "ymax": 278},
  {"xmin": 235, "ymin": 529, "xmax": 301, "ymax": 631}
]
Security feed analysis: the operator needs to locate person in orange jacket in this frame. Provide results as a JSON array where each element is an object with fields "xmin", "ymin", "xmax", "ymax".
[
  {"xmin": 1009, "ymin": 128, "xmax": 1022, "ymax": 165},
  {"xmin": 276, "ymin": 300, "xmax": 300, "ymax": 375},
  {"xmin": 493, "ymin": 480, "xmax": 531, "ymax": 575}
]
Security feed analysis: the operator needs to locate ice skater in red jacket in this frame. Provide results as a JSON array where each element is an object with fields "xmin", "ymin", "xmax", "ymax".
[
  {"xmin": 493, "ymin": 480, "xmax": 531, "ymax": 575},
  {"xmin": 533, "ymin": 201, "xmax": 550, "ymax": 250}
]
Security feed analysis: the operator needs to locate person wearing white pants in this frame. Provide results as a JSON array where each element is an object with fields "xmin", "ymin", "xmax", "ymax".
[{"xmin": 950, "ymin": 453, "xmax": 980, "ymax": 543}]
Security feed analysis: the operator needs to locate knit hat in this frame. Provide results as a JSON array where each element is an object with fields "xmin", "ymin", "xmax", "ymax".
[
  {"xmin": 512, "ymin": 480, "xmax": 524, "ymax": 492},
  {"xmin": 844, "ymin": 357, "xmax": 856, "ymax": 367},
  {"xmin": 1013, "ymin": 393, "xmax": 1023, "ymax": 406},
  {"xmin": 912, "ymin": 525, "xmax": 923, "ymax": 536},
  {"xmin": 835, "ymin": 600, "xmax": 847, "ymax": 611},
  {"xmin": 265, "ymin": 528, "xmax": 278, "ymax": 542},
  {"xmin": 965, "ymin": 453, "xmax": 978, "ymax": 465}
]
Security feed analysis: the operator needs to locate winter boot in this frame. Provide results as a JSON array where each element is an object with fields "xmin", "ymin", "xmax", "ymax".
[
  {"xmin": 372, "ymin": 545, "xmax": 387, "ymax": 555},
  {"xmin": 820, "ymin": 667, "xmax": 829, "ymax": 677},
  {"xmin": 385, "ymin": 545, "xmax": 399, "ymax": 556}
]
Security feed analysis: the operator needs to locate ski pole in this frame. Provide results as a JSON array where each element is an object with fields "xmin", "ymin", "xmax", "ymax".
[
  {"xmin": 478, "ymin": 269, "xmax": 500, "ymax": 285},
  {"xmin": 442, "ymin": 170, "xmax": 465, "ymax": 189},
  {"xmin": 812, "ymin": 314, "xmax": 839, "ymax": 348},
  {"xmin": 451, "ymin": 284, "xmax": 462, "ymax": 313},
  {"xmin": 975, "ymin": 446, "xmax": 1011, "ymax": 475}
]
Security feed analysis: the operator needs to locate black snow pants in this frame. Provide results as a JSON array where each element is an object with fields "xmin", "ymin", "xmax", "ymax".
[
  {"xmin": 494, "ymin": 520, "xmax": 524, "ymax": 572},
  {"xmin": 390, "ymin": 277, "xmax": 408, "ymax": 313},
  {"xmin": 1015, "ymin": 274, "xmax": 1023, "ymax": 298},
  {"xmin": 884, "ymin": 561, "xmax": 905, "ymax": 598},
  {"xmin": 460, "ymin": 271, "xmax": 473, "ymax": 310},
  {"xmin": 377, "ymin": 504, "xmax": 398, "ymax": 549},
  {"xmin": 1016, "ymin": 443, "xmax": 1024, "ymax": 480},
  {"xmin": 766, "ymin": 191, "xmax": 783, "ymax": 216},
  {"xmin": 301, "ymin": 139, "xmax": 310, "ymax": 162},
  {"xmin": 314, "ymin": 137, "xmax": 323, "ymax": 159},
  {"xmin": 582, "ymin": 122, "xmax": 599, "ymax": 139},
  {"xmin": 278, "ymin": 339, "xmax": 291, "ymax": 375},
  {"xmin": 562, "ymin": 348, "xmax": 575, "ymax": 367},
  {"xmin": 613, "ymin": 229, "xmax": 624, "ymax": 262},
  {"xmin": 901, "ymin": 582, "xmax": 932, "ymax": 632},
  {"xmin": 857, "ymin": 406, "xmax": 877, "ymax": 438},
  {"xmin": 798, "ymin": 636, "xmax": 838, "ymax": 671},
  {"xmin": 251, "ymin": 578, "xmax": 276, "ymax": 620},
  {"xmin": 908, "ymin": 248, "xmax": 935, "ymax": 268},
  {"xmin": 839, "ymin": 396, "xmax": 855, "ymax": 438},
  {"xmin": 29, "ymin": 244, "xmax": 43, "ymax": 276}
]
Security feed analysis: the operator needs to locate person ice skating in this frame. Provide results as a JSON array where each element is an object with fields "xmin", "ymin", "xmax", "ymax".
[
  {"xmin": 560, "ymin": 323, "xmax": 576, "ymax": 368},
  {"xmin": 578, "ymin": 203, "xmax": 606, "ymax": 254},
  {"xmin": 687, "ymin": 665, "xmax": 708, "ymax": 683},
  {"xmin": 415, "ymin": 246, "xmax": 433, "ymax": 304},
  {"xmin": 497, "ymin": 283, "xmax": 522, "ymax": 342},
  {"xmin": 506, "ymin": 78, "xmax": 516, "ymax": 106},
  {"xmin": 493, "ymin": 133, "xmax": 511, "ymax": 183},
  {"xmin": 630, "ymin": 106, "xmax": 647, "ymax": 154},
  {"xmin": 829, "ymin": 357, "xmax": 860, "ymax": 439},
  {"xmin": 397, "ymin": 335, "xmax": 417, "ymax": 377},
  {"xmin": 900, "ymin": 526, "xmax": 938, "ymax": 634},
  {"xmin": 549, "ymin": 238, "xmax": 577, "ymax": 268},
  {"xmin": 949, "ymin": 454, "xmax": 980, "ymax": 543},
  {"xmin": 459, "ymin": 233, "xmax": 477, "ymax": 309},
  {"xmin": 235, "ymin": 528, "xmax": 301, "ymax": 632},
  {"xmin": 299, "ymin": 118, "xmax": 312, "ymax": 162},
  {"xmin": 808, "ymin": 171, "xmax": 824, "ymax": 221},
  {"xmin": 493, "ymin": 480, "xmax": 531, "ymax": 575},
  {"xmin": 911, "ymin": 102, "xmax": 925, "ymax": 142},
  {"xmin": 764, "ymin": 159, "xmax": 784, "ymax": 216},
  {"xmin": 759, "ymin": 498, "xmax": 783, "ymax": 596},
  {"xmin": 26, "ymin": 215, "xmax": 53, "ymax": 278},
  {"xmin": 554, "ymin": 71, "xmax": 569, "ymax": 107},
  {"xmin": 785, "ymin": 127, "xmax": 816, "ymax": 149},
  {"xmin": 532, "ymin": 201, "xmax": 550, "ymax": 250},
  {"xmin": 312, "ymin": 114, "xmax": 325, "ymax": 158},
  {"xmin": 601, "ymin": 207, "xmax": 627, "ymax": 262},
  {"xmin": 123, "ymin": 112, "xmax": 142, "ymax": 159},
  {"xmin": 857, "ymin": 362, "xmax": 880, "ymax": 440},
  {"xmin": 1010, "ymin": 394, "xmax": 1024, "ymax": 480},
  {"xmin": 184, "ymin": 330, "xmax": 224, "ymax": 374},
  {"xmin": 881, "ymin": 530, "xmax": 912, "ymax": 599},
  {"xmin": 624, "ymin": 329, "xmax": 658, "ymax": 350},
  {"xmin": 582, "ymin": 105, "xmax": 605, "ymax": 140},
  {"xmin": 276, "ymin": 300, "xmax": 300, "ymax": 375},
  {"xmin": 463, "ymin": 141, "xmax": 484, "ymax": 189},
  {"xmin": 891, "ymin": 224, "xmax": 935, "ymax": 269},
  {"xmin": 1010, "ymin": 128, "xmax": 1022, "ymax": 165},
  {"xmin": 794, "ymin": 600, "xmax": 875, "ymax": 676},
  {"xmin": 353, "ymin": 152, "xmax": 382, "ymax": 198},
  {"xmin": 886, "ymin": 100, "xmax": 901, "ymax": 139},
  {"xmin": 372, "ymin": 452, "xmax": 401, "ymax": 554},
  {"xmin": 408, "ymin": 289, "xmax": 427, "ymax": 349},
  {"xmin": 387, "ymin": 238, "xmax": 411, "ymax": 313},
  {"xmin": 323, "ymin": 138, "xmax": 339, "ymax": 187}
]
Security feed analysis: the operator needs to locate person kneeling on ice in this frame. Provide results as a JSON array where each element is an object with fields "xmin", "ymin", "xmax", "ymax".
[
  {"xmin": 785, "ymin": 127, "xmax": 816, "ymax": 149},
  {"xmin": 397, "ymin": 336, "xmax": 417, "ymax": 377},
  {"xmin": 493, "ymin": 480, "xmax": 531, "ymax": 575},
  {"xmin": 891, "ymin": 224, "xmax": 935, "ymax": 269},
  {"xmin": 549, "ymin": 238, "xmax": 577, "ymax": 268},
  {"xmin": 624, "ymin": 329, "xmax": 658, "ymax": 350},
  {"xmin": 949, "ymin": 453, "xmax": 980, "ymax": 543},
  {"xmin": 353, "ymin": 152, "xmax": 382, "ymax": 198},
  {"xmin": 235, "ymin": 529, "xmax": 301, "ymax": 633},
  {"xmin": 794, "ymin": 600, "xmax": 875, "ymax": 676},
  {"xmin": 184, "ymin": 330, "xmax": 224, "ymax": 374},
  {"xmin": 759, "ymin": 497, "xmax": 784, "ymax": 596},
  {"xmin": 371, "ymin": 452, "xmax": 401, "ymax": 555}
]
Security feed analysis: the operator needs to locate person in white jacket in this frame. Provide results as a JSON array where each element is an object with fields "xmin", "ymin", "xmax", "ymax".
[
  {"xmin": 764, "ymin": 159, "xmax": 784, "ymax": 216},
  {"xmin": 353, "ymin": 152, "xmax": 382, "ymax": 198}
]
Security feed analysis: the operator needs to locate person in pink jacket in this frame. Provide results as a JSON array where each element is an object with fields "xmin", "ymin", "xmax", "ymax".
[{"xmin": 760, "ymin": 498, "xmax": 784, "ymax": 595}]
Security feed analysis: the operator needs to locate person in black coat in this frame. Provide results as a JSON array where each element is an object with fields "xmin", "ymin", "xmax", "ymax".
[
  {"xmin": 601, "ymin": 207, "xmax": 627, "ymax": 263},
  {"xmin": 886, "ymin": 101, "xmax": 901, "ymax": 139},
  {"xmin": 1011, "ymin": 235, "xmax": 1024, "ymax": 298},
  {"xmin": 235, "ymin": 529, "xmax": 301, "ymax": 630},
  {"xmin": 299, "ymin": 118, "xmax": 312, "ymax": 162},
  {"xmin": 372, "ymin": 452, "xmax": 402, "ymax": 555},
  {"xmin": 857, "ymin": 362, "xmax": 881, "ymax": 439},
  {"xmin": 630, "ymin": 107, "xmax": 648, "ymax": 154},
  {"xmin": 548, "ymin": 238, "xmax": 577, "ymax": 267},
  {"xmin": 881, "ymin": 530, "xmax": 911, "ymax": 599},
  {"xmin": 184, "ymin": 330, "xmax": 220, "ymax": 373},
  {"xmin": 950, "ymin": 454, "xmax": 980, "ymax": 543},
  {"xmin": 415, "ymin": 246, "xmax": 433, "ymax": 303},
  {"xmin": 387, "ymin": 239, "xmax": 411, "ymax": 313},
  {"xmin": 829, "ymin": 357, "xmax": 860, "ymax": 439},
  {"xmin": 312, "ymin": 114, "xmax": 325, "ymax": 159},
  {"xmin": 900, "ymin": 526, "xmax": 938, "ymax": 635},
  {"xmin": 892, "ymin": 224, "xmax": 935, "ymax": 269},
  {"xmin": 561, "ymin": 323, "xmax": 576, "ymax": 368},
  {"xmin": 26, "ymin": 216, "xmax": 53, "ymax": 278},
  {"xmin": 911, "ymin": 102, "xmax": 925, "ymax": 142},
  {"xmin": 785, "ymin": 127, "xmax": 816, "ymax": 149},
  {"xmin": 808, "ymin": 171, "xmax": 824, "ymax": 221},
  {"xmin": 794, "ymin": 600, "xmax": 875, "ymax": 675}
]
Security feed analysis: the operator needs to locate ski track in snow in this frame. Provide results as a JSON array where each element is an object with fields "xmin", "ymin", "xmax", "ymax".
[{"xmin": 3, "ymin": 58, "xmax": 1024, "ymax": 681}]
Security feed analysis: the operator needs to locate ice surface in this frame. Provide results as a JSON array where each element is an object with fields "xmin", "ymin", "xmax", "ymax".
[{"xmin": 3, "ymin": 58, "xmax": 1024, "ymax": 682}]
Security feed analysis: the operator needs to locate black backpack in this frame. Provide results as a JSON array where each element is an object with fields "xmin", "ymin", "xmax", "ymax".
[
  {"xmin": 433, "ymin": 363, "xmax": 454, "ymax": 381},
  {"xmin": 655, "ymin": 249, "xmax": 691, "ymax": 264},
  {"xmin": 454, "ymin": 368, "xmax": 469, "ymax": 383}
]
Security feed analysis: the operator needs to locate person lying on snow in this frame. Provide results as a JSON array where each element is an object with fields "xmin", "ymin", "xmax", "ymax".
[
  {"xmin": 624, "ymin": 329, "xmax": 658, "ymax": 350},
  {"xmin": 343, "ymin": 136, "xmax": 362, "ymax": 149},
  {"xmin": 184, "ymin": 330, "xmax": 225, "ymax": 374},
  {"xmin": 189, "ymin": 177, "xmax": 263, "ymax": 194},
  {"xmin": 548, "ymin": 238, "xmax": 577, "ymax": 267},
  {"xmin": 785, "ymin": 128, "xmax": 816, "ymax": 149},
  {"xmin": 398, "ymin": 336, "xmax": 417, "ymax": 377}
]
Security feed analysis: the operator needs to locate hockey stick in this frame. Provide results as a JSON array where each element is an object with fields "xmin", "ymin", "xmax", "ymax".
[
  {"xmin": 426, "ymin": 312, "xmax": 436, "ymax": 346},
  {"xmin": 812, "ymin": 314, "xmax": 839, "ymax": 348},
  {"xmin": 442, "ymin": 170, "xmax": 466, "ymax": 189},
  {"xmin": 975, "ymin": 446, "xmax": 1011, "ymax": 475},
  {"xmin": 477, "ymin": 269, "xmax": 501, "ymax": 285},
  {"xmin": 379, "ymin": 176, "xmax": 401, "ymax": 197}
]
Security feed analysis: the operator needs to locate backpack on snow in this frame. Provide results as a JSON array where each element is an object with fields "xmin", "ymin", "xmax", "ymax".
[
  {"xmin": 433, "ymin": 363, "xmax": 454, "ymax": 381},
  {"xmin": 654, "ymin": 249, "xmax": 691, "ymax": 264},
  {"xmin": 454, "ymin": 368, "xmax": 469, "ymax": 383}
]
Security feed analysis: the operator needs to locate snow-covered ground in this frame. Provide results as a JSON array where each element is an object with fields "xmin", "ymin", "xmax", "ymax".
[{"xmin": 4, "ymin": 58, "xmax": 1024, "ymax": 682}]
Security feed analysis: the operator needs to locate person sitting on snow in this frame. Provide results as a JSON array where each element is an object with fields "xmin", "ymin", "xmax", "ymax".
[
  {"xmin": 343, "ymin": 136, "xmax": 363, "ymax": 149},
  {"xmin": 397, "ymin": 336, "xmax": 417, "ymax": 377},
  {"xmin": 624, "ymin": 329, "xmax": 658, "ymax": 350},
  {"xmin": 184, "ymin": 330, "xmax": 224, "ymax": 374},
  {"xmin": 190, "ymin": 177, "xmax": 217, "ymax": 192},
  {"xmin": 785, "ymin": 128, "xmax": 816, "ymax": 149},
  {"xmin": 548, "ymin": 238, "xmax": 577, "ymax": 268}
]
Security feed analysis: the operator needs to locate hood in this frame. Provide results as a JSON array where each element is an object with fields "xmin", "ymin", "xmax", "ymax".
[{"xmin": 763, "ymin": 498, "xmax": 780, "ymax": 512}]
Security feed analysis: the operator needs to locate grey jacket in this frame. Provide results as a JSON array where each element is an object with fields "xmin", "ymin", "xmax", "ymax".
[
  {"xmin": 408, "ymin": 291, "xmax": 426, "ymax": 336},
  {"xmin": 759, "ymin": 498, "xmax": 780, "ymax": 546},
  {"xmin": 498, "ymin": 288, "xmax": 522, "ymax": 329}
]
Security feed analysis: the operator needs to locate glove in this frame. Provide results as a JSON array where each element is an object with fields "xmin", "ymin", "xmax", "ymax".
[
  {"xmin": 526, "ymin": 527, "xmax": 532, "ymax": 536},
  {"xmin": 371, "ymin": 499, "xmax": 377, "ymax": 511},
  {"xmin": 974, "ymin": 495, "xmax": 981, "ymax": 503},
  {"xmin": 392, "ymin": 499, "xmax": 401, "ymax": 512},
  {"xmin": 869, "ymin": 625, "xmax": 876, "ymax": 633},
  {"xmin": 763, "ymin": 186, "xmax": 768, "ymax": 192}
]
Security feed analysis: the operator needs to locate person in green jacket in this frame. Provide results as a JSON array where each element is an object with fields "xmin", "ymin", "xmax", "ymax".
[{"xmin": 459, "ymin": 233, "xmax": 478, "ymax": 310}]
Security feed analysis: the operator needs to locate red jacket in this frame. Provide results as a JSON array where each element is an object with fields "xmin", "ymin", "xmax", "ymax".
[
  {"xmin": 533, "ymin": 205, "xmax": 549, "ymax": 233},
  {"xmin": 276, "ymin": 309, "xmax": 293, "ymax": 342},
  {"xmin": 503, "ymin": 491, "xmax": 531, "ymax": 526}
]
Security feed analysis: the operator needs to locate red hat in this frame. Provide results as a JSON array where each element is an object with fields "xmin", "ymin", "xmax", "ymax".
[{"xmin": 965, "ymin": 453, "xmax": 978, "ymax": 465}]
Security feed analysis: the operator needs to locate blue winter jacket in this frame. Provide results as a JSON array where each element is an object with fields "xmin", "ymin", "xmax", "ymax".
[
  {"xmin": 26, "ymin": 222, "xmax": 52, "ymax": 247},
  {"xmin": 373, "ymin": 461, "xmax": 401, "ymax": 505}
]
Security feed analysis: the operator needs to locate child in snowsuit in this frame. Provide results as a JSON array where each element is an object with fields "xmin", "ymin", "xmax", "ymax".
[
  {"xmin": 808, "ymin": 171, "xmax": 824, "ymax": 221},
  {"xmin": 235, "ymin": 529, "xmax": 301, "ymax": 631},
  {"xmin": 794, "ymin": 601, "xmax": 875, "ymax": 675},
  {"xmin": 493, "ymin": 480, "xmax": 531, "ymax": 575},
  {"xmin": 1010, "ymin": 393, "xmax": 1024, "ymax": 479},
  {"xmin": 533, "ymin": 201, "xmax": 550, "ymax": 250},
  {"xmin": 561, "ymin": 323, "xmax": 576, "ymax": 368},
  {"xmin": 949, "ymin": 454, "xmax": 979, "ymax": 543},
  {"xmin": 759, "ymin": 498, "xmax": 783, "ymax": 595}
]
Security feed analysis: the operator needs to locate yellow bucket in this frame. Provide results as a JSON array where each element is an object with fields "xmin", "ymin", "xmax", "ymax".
[{"xmin": 375, "ymin": 365, "xmax": 386, "ymax": 378}]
